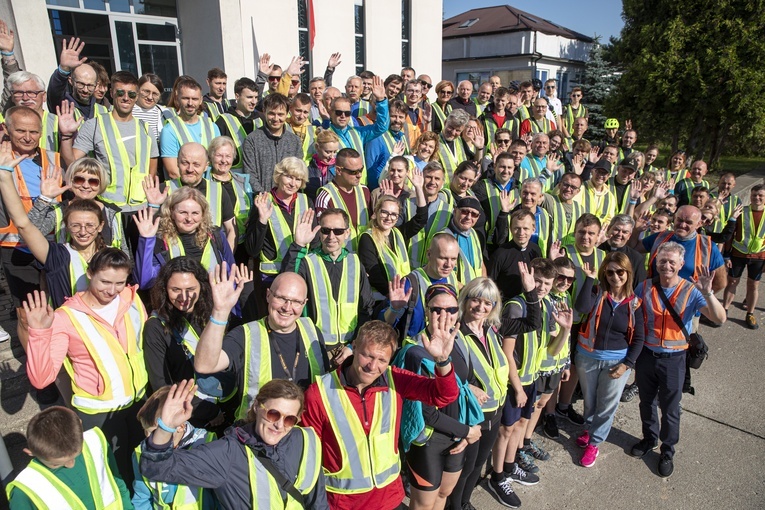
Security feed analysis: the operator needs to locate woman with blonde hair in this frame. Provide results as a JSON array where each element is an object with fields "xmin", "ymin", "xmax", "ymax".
[
  {"xmin": 357, "ymin": 168, "xmax": 426, "ymax": 302},
  {"xmin": 307, "ymin": 128, "xmax": 340, "ymax": 199},
  {"xmin": 134, "ymin": 186, "xmax": 235, "ymax": 290},
  {"xmin": 207, "ymin": 136, "xmax": 252, "ymax": 253}
]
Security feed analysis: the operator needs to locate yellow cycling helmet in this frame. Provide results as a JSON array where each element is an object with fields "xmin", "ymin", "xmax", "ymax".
[{"xmin": 604, "ymin": 118, "xmax": 619, "ymax": 129}]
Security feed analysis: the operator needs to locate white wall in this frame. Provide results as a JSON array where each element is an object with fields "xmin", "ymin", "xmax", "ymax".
[
  {"xmin": 536, "ymin": 33, "xmax": 591, "ymax": 62},
  {"xmin": 3, "ymin": 0, "xmax": 57, "ymax": 82},
  {"xmin": 312, "ymin": 0, "xmax": 356, "ymax": 86},
  {"xmin": 411, "ymin": 0, "xmax": 442, "ymax": 91},
  {"xmin": 365, "ymin": 0, "xmax": 401, "ymax": 76}
]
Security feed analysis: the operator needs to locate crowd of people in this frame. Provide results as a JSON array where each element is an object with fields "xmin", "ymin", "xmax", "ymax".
[{"xmin": 1, "ymin": 21, "xmax": 763, "ymax": 510}]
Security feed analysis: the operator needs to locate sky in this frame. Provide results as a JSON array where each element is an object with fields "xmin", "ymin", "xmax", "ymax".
[{"xmin": 443, "ymin": 0, "xmax": 625, "ymax": 42}]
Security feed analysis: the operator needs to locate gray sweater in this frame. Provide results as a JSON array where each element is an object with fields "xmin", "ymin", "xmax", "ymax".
[{"xmin": 242, "ymin": 126, "xmax": 303, "ymax": 192}]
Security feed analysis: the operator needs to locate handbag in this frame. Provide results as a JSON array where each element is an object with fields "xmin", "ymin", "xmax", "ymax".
[{"xmin": 654, "ymin": 278, "xmax": 709, "ymax": 369}]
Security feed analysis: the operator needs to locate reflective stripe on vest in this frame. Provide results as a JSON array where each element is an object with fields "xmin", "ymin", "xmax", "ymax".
[
  {"xmin": 286, "ymin": 122, "xmax": 317, "ymax": 164},
  {"xmin": 73, "ymin": 103, "xmax": 110, "ymax": 124},
  {"xmin": 97, "ymin": 115, "xmax": 150, "ymax": 208},
  {"xmin": 235, "ymin": 318, "xmax": 324, "ymax": 420},
  {"xmin": 563, "ymin": 104, "xmax": 586, "ymax": 132},
  {"xmin": 504, "ymin": 298, "xmax": 544, "ymax": 385},
  {"xmin": 519, "ymin": 155, "xmax": 544, "ymax": 182},
  {"xmin": 61, "ymin": 301, "xmax": 147, "ymax": 413},
  {"xmin": 219, "ymin": 113, "xmax": 247, "ymax": 169},
  {"xmin": 318, "ymin": 181, "xmax": 368, "ymax": 250},
  {"xmin": 64, "ymin": 244, "xmax": 90, "ymax": 296},
  {"xmin": 41, "ymin": 111, "xmax": 59, "ymax": 152},
  {"xmin": 360, "ymin": 228, "xmax": 410, "ymax": 282},
  {"xmin": 304, "ymin": 253, "xmax": 360, "ymax": 347},
  {"xmin": 548, "ymin": 194, "xmax": 582, "ymax": 246},
  {"xmin": 529, "ymin": 118, "xmax": 552, "ymax": 134},
  {"xmin": 431, "ymin": 101, "xmax": 452, "ymax": 130},
  {"xmin": 677, "ymin": 178, "xmax": 710, "ymax": 204},
  {"xmin": 482, "ymin": 180, "xmax": 518, "ymax": 243},
  {"xmin": 167, "ymin": 179, "xmax": 224, "ymax": 227},
  {"xmin": 0, "ymin": 150, "xmax": 60, "ymax": 246},
  {"xmin": 6, "ymin": 428, "xmax": 122, "ymax": 509},
  {"xmin": 608, "ymin": 176, "xmax": 633, "ymax": 214},
  {"xmin": 441, "ymin": 228, "xmax": 482, "ymax": 286},
  {"xmin": 260, "ymin": 193, "xmax": 309, "ymax": 274},
  {"xmin": 166, "ymin": 234, "xmax": 220, "ymax": 273},
  {"xmin": 381, "ymin": 130, "xmax": 409, "ymax": 156},
  {"xmin": 576, "ymin": 289, "xmax": 640, "ymax": 352},
  {"xmin": 438, "ymin": 135, "xmax": 467, "ymax": 184},
  {"xmin": 482, "ymin": 115, "xmax": 517, "ymax": 143},
  {"xmin": 230, "ymin": 172, "xmax": 252, "ymax": 243},
  {"xmin": 317, "ymin": 368, "xmax": 400, "ymax": 493},
  {"xmin": 462, "ymin": 326, "xmax": 509, "ymax": 411},
  {"xmin": 647, "ymin": 232, "xmax": 711, "ymax": 280},
  {"xmin": 710, "ymin": 193, "xmax": 740, "ymax": 233},
  {"xmin": 408, "ymin": 196, "xmax": 451, "ymax": 269},
  {"xmin": 245, "ymin": 426, "xmax": 321, "ymax": 508},
  {"xmin": 164, "ymin": 116, "xmax": 216, "ymax": 148},
  {"xmin": 732, "ymin": 206, "xmax": 765, "ymax": 254},
  {"xmin": 641, "ymin": 278, "xmax": 695, "ymax": 350},
  {"xmin": 540, "ymin": 292, "xmax": 573, "ymax": 370},
  {"xmin": 409, "ymin": 267, "xmax": 459, "ymax": 310},
  {"xmin": 565, "ymin": 245, "xmax": 606, "ymax": 324},
  {"xmin": 577, "ymin": 182, "xmax": 615, "ymax": 223}
]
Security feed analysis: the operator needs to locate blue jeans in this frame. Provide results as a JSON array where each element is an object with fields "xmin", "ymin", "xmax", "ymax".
[{"xmin": 575, "ymin": 352, "xmax": 631, "ymax": 446}]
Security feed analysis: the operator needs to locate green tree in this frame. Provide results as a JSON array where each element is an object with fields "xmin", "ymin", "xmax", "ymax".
[
  {"xmin": 608, "ymin": 0, "xmax": 765, "ymax": 167},
  {"xmin": 582, "ymin": 40, "xmax": 618, "ymax": 141}
]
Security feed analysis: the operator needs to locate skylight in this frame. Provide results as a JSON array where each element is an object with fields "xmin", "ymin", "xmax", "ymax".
[{"xmin": 459, "ymin": 18, "xmax": 479, "ymax": 28}]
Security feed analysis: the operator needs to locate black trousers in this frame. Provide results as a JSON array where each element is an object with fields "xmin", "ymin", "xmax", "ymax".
[
  {"xmin": 635, "ymin": 349, "xmax": 685, "ymax": 456},
  {"xmin": 449, "ymin": 410, "xmax": 502, "ymax": 507}
]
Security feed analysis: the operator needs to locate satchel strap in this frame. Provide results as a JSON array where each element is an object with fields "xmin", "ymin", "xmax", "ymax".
[{"xmin": 652, "ymin": 277, "xmax": 691, "ymax": 343}]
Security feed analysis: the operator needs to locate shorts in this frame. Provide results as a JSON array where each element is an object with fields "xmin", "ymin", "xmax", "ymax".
[
  {"xmin": 501, "ymin": 383, "xmax": 537, "ymax": 426},
  {"xmin": 406, "ymin": 430, "xmax": 466, "ymax": 491},
  {"xmin": 729, "ymin": 256, "xmax": 765, "ymax": 281},
  {"xmin": 1, "ymin": 247, "xmax": 40, "ymax": 307},
  {"xmin": 536, "ymin": 371, "xmax": 563, "ymax": 395}
]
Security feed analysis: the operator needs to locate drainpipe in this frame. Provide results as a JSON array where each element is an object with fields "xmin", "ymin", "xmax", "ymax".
[{"xmin": 531, "ymin": 31, "xmax": 542, "ymax": 80}]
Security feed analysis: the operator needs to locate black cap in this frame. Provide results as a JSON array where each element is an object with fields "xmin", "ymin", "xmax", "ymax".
[
  {"xmin": 592, "ymin": 158, "xmax": 612, "ymax": 173},
  {"xmin": 456, "ymin": 196, "xmax": 482, "ymax": 212},
  {"xmin": 531, "ymin": 78, "xmax": 543, "ymax": 90},
  {"xmin": 618, "ymin": 156, "xmax": 640, "ymax": 173}
]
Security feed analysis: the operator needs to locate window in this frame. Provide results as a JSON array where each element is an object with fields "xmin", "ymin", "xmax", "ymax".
[
  {"xmin": 354, "ymin": 0, "xmax": 365, "ymax": 75},
  {"xmin": 401, "ymin": 0, "xmax": 411, "ymax": 67},
  {"xmin": 536, "ymin": 69, "xmax": 549, "ymax": 95},
  {"xmin": 297, "ymin": 0, "xmax": 312, "ymax": 91},
  {"xmin": 459, "ymin": 18, "xmax": 479, "ymax": 28},
  {"xmin": 46, "ymin": 0, "xmax": 177, "ymax": 17}
]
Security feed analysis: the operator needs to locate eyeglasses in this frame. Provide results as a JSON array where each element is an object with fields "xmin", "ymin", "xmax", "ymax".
[
  {"xmin": 334, "ymin": 110, "xmax": 351, "ymax": 117},
  {"xmin": 268, "ymin": 75, "xmax": 282, "ymax": 82},
  {"xmin": 430, "ymin": 306, "xmax": 460, "ymax": 315},
  {"xmin": 67, "ymin": 223, "xmax": 99, "ymax": 233},
  {"xmin": 12, "ymin": 90, "xmax": 44, "ymax": 99},
  {"xmin": 115, "ymin": 89, "xmax": 138, "ymax": 99},
  {"xmin": 496, "ymin": 138, "xmax": 511, "ymax": 145},
  {"xmin": 420, "ymin": 80, "xmax": 432, "ymax": 88},
  {"xmin": 439, "ymin": 90, "xmax": 453, "ymax": 96},
  {"xmin": 605, "ymin": 269, "xmax": 627, "ymax": 277},
  {"xmin": 140, "ymin": 89, "xmax": 161, "ymax": 99},
  {"xmin": 556, "ymin": 274, "xmax": 575, "ymax": 283},
  {"xmin": 571, "ymin": 93, "xmax": 582, "ymax": 97},
  {"xmin": 269, "ymin": 292, "xmax": 307, "ymax": 308},
  {"xmin": 72, "ymin": 175, "xmax": 101, "ymax": 187},
  {"xmin": 320, "ymin": 226, "xmax": 348, "ymax": 236},
  {"xmin": 338, "ymin": 167, "xmax": 363, "ymax": 176},
  {"xmin": 291, "ymin": 80, "xmax": 300, "ymax": 85},
  {"xmin": 73, "ymin": 81, "xmax": 97, "ymax": 91},
  {"xmin": 459, "ymin": 208, "xmax": 480, "ymax": 219},
  {"xmin": 259, "ymin": 403, "xmax": 299, "ymax": 428},
  {"xmin": 560, "ymin": 182, "xmax": 580, "ymax": 190},
  {"xmin": 378, "ymin": 210, "xmax": 399, "ymax": 220},
  {"xmin": 545, "ymin": 85, "xmax": 556, "ymax": 90}
]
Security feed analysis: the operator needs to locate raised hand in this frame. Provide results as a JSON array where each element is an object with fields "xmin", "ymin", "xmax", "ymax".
[
  {"xmin": 371, "ymin": 75, "xmax": 386, "ymax": 102},
  {"xmin": 653, "ymin": 181, "xmax": 670, "ymax": 200},
  {"xmin": 731, "ymin": 203, "xmax": 744, "ymax": 220},
  {"xmin": 56, "ymin": 101, "xmax": 83, "ymax": 136},
  {"xmin": 40, "ymin": 166, "xmax": 70, "ymax": 199},
  {"xmin": 209, "ymin": 261, "xmax": 243, "ymax": 314},
  {"xmin": 58, "ymin": 37, "xmax": 87, "ymax": 72},
  {"xmin": 327, "ymin": 52, "xmax": 342, "ymax": 69},
  {"xmin": 629, "ymin": 179, "xmax": 643, "ymax": 201},
  {"xmin": 552, "ymin": 300, "xmax": 573, "ymax": 330},
  {"xmin": 234, "ymin": 263, "xmax": 254, "ymax": 287},
  {"xmin": 378, "ymin": 179, "xmax": 401, "ymax": 198},
  {"xmin": 134, "ymin": 207, "xmax": 160, "ymax": 238},
  {"xmin": 159, "ymin": 380, "xmax": 196, "ymax": 430},
  {"xmin": 521, "ymin": 133, "xmax": 532, "ymax": 149},
  {"xmin": 634, "ymin": 210, "xmax": 651, "ymax": 232},
  {"xmin": 293, "ymin": 209, "xmax": 320, "ymax": 246},
  {"xmin": 23, "ymin": 291, "xmax": 54, "ymax": 330},
  {"xmin": 253, "ymin": 192, "xmax": 273, "ymax": 224},
  {"xmin": 286, "ymin": 56, "xmax": 306, "ymax": 77},
  {"xmin": 716, "ymin": 188, "xmax": 730, "ymax": 202},
  {"xmin": 0, "ymin": 19, "xmax": 15, "ymax": 54},
  {"xmin": 0, "ymin": 140, "xmax": 28, "ymax": 168},
  {"xmin": 582, "ymin": 261, "xmax": 597, "ymax": 280},
  {"xmin": 499, "ymin": 189, "xmax": 516, "ymax": 213},
  {"xmin": 388, "ymin": 275, "xmax": 412, "ymax": 311},
  {"xmin": 694, "ymin": 265, "xmax": 714, "ymax": 295},
  {"xmin": 624, "ymin": 119, "xmax": 633, "ymax": 130},
  {"xmin": 548, "ymin": 240, "xmax": 564, "ymax": 260},
  {"xmin": 392, "ymin": 139, "xmax": 406, "ymax": 157},
  {"xmin": 572, "ymin": 152, "xmax": 585, "ymax": 175},
  {"xmin": 409, "ymin": 167, "xmax": 424, "ymax": 190},
  {"xmin": 258, "ymin": 53, "xmax": 273, "ymax": 74},
  {"xmin": 421, "ymin": 101, "xmax": 432, "ymax": 123},
  {"xmin": 519, "ymin": 261, "xmax": 536, "ymax": 292},
  {"xmin": 589, "ymin": 146, "xmax": 601, "ymax": 163},
  {"xmin": 546, "ymin": 153, "xmax": 562, "ymax": 171},
  {"xmin": 317, "ymin": 99, "xmax": 330, "ymax": 120},
  {"xmin": 596, "ymin": 222, "xmax": 609, "ymax": 246},
  {"xmin": 142, "ymin": 175, "xmax": 168, "ymax": 206},
  {"xmin": 423, "ymin": 309, "xmax": 459, "ymax": 363}
]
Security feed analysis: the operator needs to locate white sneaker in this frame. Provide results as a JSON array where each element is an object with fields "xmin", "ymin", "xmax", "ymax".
[{"xmin": 0, "ymin": 324, "xmax": 10, "ymax": 342}]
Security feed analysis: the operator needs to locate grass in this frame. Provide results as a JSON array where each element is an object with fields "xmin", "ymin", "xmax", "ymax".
[{"xmin": 636, "ymin": 145, "xmax": 765, "ymax": 178}]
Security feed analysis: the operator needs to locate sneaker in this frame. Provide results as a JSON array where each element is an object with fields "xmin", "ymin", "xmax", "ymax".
[
  {"xmin": 555, "ymin": 404, "xmax": 585, "ymax": 425},
  {"xmin": 658, "ymin": 453, "xmax": 674, "ymax": 477},
  {"xmin": 516, "ymin": 449, "xmax": 539, "ymax": 473},
  {"xmin": 522, "ymin": 439, "xmax": 550, "ymax": 461},
  {"xmin": 746, "ymin": 313, "xmax": 759, "ymax": 330},
  {"xmin": 507, "ymin": 463, "xmax": 540, "ymax": 486},
  {"xmin": 699, "ymin": 315, "xmax": 722, "ymax": 328},
  {"xmin": 543, "ymin": 413, "xmax": 560, "ymax": 439},
  {"xmin": 575, "ymin": 430, "xmax": 590, "ymax": 448},
  {"xmin": 630, "ymin": 438, "xmax": 658, "ymax": 458},
  {"xmin": 580, "ymin": 444, "xmax": 599, "ymax": 467},
  {"xmin": 621, "ymin": 383, "xmax": 639, "ymax": 403},
  {"xmin": 0, "ymin": 324, "xmax": 9, "ymax": 342},
  {"xmin": 488, "ymin": 476, "xmax": 522, "ymax": 508}
]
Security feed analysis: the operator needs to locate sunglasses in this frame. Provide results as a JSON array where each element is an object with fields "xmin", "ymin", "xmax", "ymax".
[
  {"xmin": 72, "ymin": 175, "xmax": 101, "ymax": 187},
  {"xmin": 320, "ymin": 227, "xmax": 347, "ymax": 236},
  {"xmin": 556, "ymin": 274, "xmax": 575, "ymax": 283},
  {"xmin": 545, "ymin": 85, "xmax": 555, "ymax": 89},
  {"xmin": 268, "ymin": 75, "xmax": 282, "ymax": 82},
  {"xmin": 339, "ymin": 167, "xmax": 363, "ymax": 176},
  {"xmin": 420, "ymin": 80, "xmax": 432, "ymax": 88},
  {"xmin": 115, "ymin": 89, "xmax": 138, "ymax": 99},
  {"xmin": 291, "ymin": 80, "xmax": 300, "ymax": 85},
  {"xmin": 459, "ymin": 209, "xmax": 481, "ymax": 219},
  {"xmin": 496, "ymin": 139, "xmax": 511, "ymax": 145},
  {"xmin": 606, "ymin": 269, "xmax": 627, "ymax": 277},
  {"xmin": 439, "ymin": 90, "xmax": 453, "ymax": 95},
  {"xmin": 259, "ymin": 403, "xmax": 299, "ymax": 428},
  {"xmin": 430, "ymin": 306, "xmax": 460, "ymax": 315},
  {"xmin": 334, "ymin": 110, "xmax": 351, "ymax": 117}
]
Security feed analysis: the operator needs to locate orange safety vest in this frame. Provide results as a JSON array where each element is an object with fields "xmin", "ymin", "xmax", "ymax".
[
  {"xmin": 641, "ymin": 278, "xmax": 695, "ymax": 350},
  {"xmin": 647, "ymin": 231, "xmax": 711, "ymax": 280},
  {"xmin": 0, "ymin": 151, "xmax": 60, "ymax": 247},
  {"xmin": 577, "ymin": 288, "xmax": 641, "ymax": 352}
]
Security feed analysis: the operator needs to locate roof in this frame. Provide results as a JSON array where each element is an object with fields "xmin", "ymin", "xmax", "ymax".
[{"xmin": 443, "ymin": 5, "xmax": 594, "ymax": 42}]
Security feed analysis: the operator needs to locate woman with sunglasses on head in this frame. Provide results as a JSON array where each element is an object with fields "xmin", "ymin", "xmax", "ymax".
[
  {"xmin": 139, "ymin": 378, "xmax": 329, "ymax": 509},
  {"xmin": 431, "ymin": 81, "xmax": 455, "ymax": 134},
  {"xmin": 357, "ymin": 167, "xmax": 426, "ymax": 303},
  {"xmin": 25, "ymin": 157, "xmax": 127, "ymax": 250},
  {"xmin": 395, "ymin": 283, "xmax": 482, "ymax": 510},
  {"xmin": 573, "ymin": 252, "xmax": 645, "ymax": 468}
]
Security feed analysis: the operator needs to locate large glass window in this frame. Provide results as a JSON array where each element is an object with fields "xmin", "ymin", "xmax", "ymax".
[
  {"xmin": 354, "ymin": 0, "xmax": 365, "ymax": 75},
  {"xmin": 297, "ymin": 0, "xmax": 312, "ymax": 91},
  {"xmin": 46, "ymin": 0, "xmax": 176, "ymax": 17},
  {"xmin": 401, "ymin": 0, "xmax": 410, "ymax": 67}
]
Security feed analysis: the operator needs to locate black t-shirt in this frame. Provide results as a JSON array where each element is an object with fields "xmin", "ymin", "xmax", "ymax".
[
  {"xmin": 487, "ymin": 241, "xmax": 542, "ymax": 302},
  {"xmin": 154, "ymin": 231, "xmax": 205, "ymax": 260},
  {"xmin": 194, "ymin": 180, "xmax": 235, "ymax": 224}
]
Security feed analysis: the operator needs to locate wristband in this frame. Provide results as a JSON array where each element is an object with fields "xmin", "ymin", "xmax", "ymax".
[
  {"xmin": 436, "ymin": 356, "xmax": 452, "ymax": 367},
  {"xmin": 388, "ymin": 304, "xmax": 405, "ymax": 313},
  {"xmin": 0, "ymin": 165, "xmax": 14, "ymax": 172},
  {"xmin": 629, "ymin": 200, "xmax": 638, "ymax": 205},
  {"xmin": 58, "ymin": 66, "xmax": 71, "ymax": 75},
  {"xmin": 156, "ymin": 417, "xmax": 177, "ymax": 433},
  {"xmin": 703, "ymin": 291, "xmax": 714, "ymax": 298},
  {"xmin": 147, "ymin": 203, "xmax": 160, "ymax": 209},
  {"xmin": 0, "ymin": 51, "xmax": 13, "ymax": 57},
  {"xmin": 345, "ymin": 343, "xmax": 353, "ymax": 352},
  {"xmin": 38, "ymin": 195, "xmax": 54, "ymax": 203},
  {"xmin": 209, "ymin": 315, "xmax": 228, "ymax": 326}
]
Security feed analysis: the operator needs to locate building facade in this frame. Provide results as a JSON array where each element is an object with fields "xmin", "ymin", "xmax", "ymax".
[
  {"xmin": 0, "ymin": 0, "xmax": 441, "ymax": 96},
  {"xmin": 442, "ymin": 5, "xmax": 593, "ymax": 97}
]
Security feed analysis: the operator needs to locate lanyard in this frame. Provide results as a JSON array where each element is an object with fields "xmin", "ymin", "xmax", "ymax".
[{"xmin": 269, "ymin": 327, "xmax": 301, "ymax": 381}]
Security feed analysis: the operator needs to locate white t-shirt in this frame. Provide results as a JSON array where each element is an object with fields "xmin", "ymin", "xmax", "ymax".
[{"xmin": 91, "ymin": 296, "xmax": 121, "ymax": 326}]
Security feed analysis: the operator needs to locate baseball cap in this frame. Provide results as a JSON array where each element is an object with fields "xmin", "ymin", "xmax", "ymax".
[{"xmin": 457, "ymin": 196, "xmax": 482, "ymax": 212}]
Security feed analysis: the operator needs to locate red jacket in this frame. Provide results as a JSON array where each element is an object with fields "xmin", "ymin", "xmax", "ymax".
[{"xmin": 301, "ymin": 361, "xmax": 459, "ymax": 510}]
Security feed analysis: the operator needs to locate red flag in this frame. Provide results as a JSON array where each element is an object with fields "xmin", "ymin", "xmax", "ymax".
[{"xmin": 308, "ymin": 0, "xmax": 316, "ymax": 50}]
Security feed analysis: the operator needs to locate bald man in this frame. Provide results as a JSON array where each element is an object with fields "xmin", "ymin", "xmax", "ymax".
[
  {"xmin": 194, "ymin": 271, "xmax": 329, "ymax": 420},
  {"xmin": 449, "ymin": 80, "xmax": 478, "ymax": 116},
  {"xmin": 46, "ymin": 38, "xmax": 106, "ymax": 120}
]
